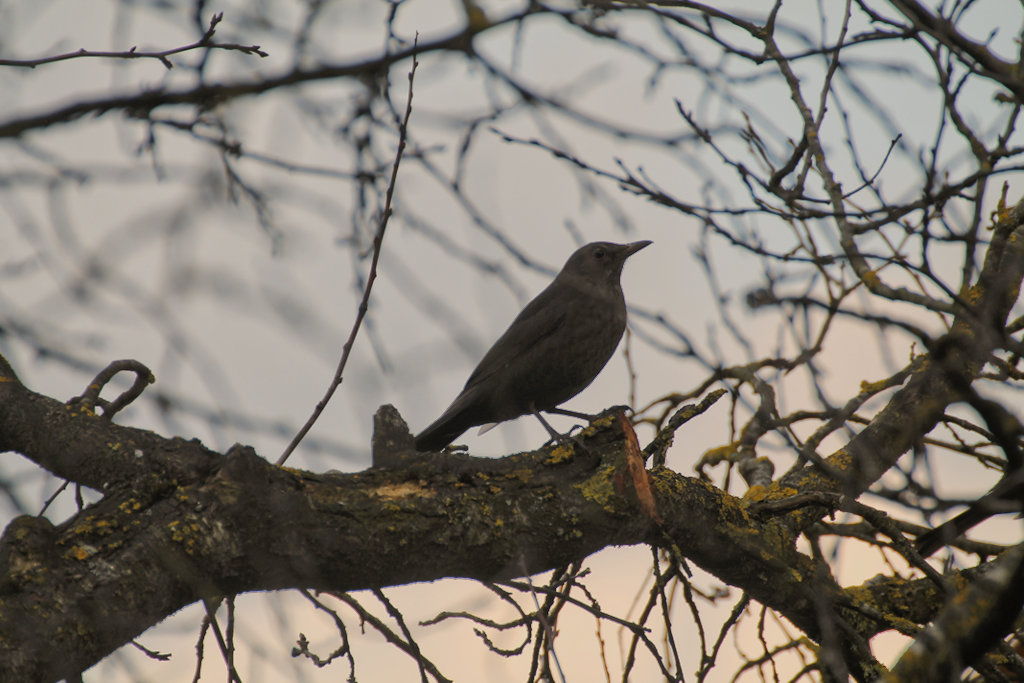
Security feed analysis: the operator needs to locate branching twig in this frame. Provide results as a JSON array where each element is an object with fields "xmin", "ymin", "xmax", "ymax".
[
  {"xmin": 0, "ymin": 13, "xmax": 267, "ymax": 70},
  {"xmin": 67, "ymin": 359, "xmax": 154, "ymax": 420},
  {"xmin": 277, "ymin": 42, "xmax": 419, "ymax": 465}
]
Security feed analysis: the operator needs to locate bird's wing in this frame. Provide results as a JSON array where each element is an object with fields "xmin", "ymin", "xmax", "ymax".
[{"xmin": 461, "ymin": 288, "xmax": 568, "ymax": 391}]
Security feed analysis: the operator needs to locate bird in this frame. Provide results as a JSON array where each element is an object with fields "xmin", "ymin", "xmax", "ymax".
[{"xmin": 414, "ymin": 240, "xmax": 651, "ymax": 452}]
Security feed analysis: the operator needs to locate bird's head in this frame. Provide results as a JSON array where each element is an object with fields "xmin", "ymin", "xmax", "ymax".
[{"xmin": 560, "ymin": 240, "xmax": 652, "ymax": 285}]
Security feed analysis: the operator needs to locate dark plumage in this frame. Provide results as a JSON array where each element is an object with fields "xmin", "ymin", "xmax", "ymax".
[{"xmin": 415, "ymin": 240, "xmax": 650, "ymax": 451}]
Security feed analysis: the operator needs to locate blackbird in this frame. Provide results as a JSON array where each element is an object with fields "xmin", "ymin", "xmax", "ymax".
[{"xmin": 414, "ymin": 240, "xmax": 650, "ymax": 451}]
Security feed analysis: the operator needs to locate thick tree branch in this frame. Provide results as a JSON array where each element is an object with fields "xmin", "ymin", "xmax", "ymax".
[
  {"xmin": 0, "ymin": 356, "xmax": 217, "ymax": 493},
  {"xmin": 772, "ymin": 201, "xmax": 1024, "ymax": 530},
  {"xmin": 891, "ymin": 543, "xmax": 1024, "ymax": 679},
  {"xmin": 0, "ymin": 365, "xmax": 875, "ymax": 681}
]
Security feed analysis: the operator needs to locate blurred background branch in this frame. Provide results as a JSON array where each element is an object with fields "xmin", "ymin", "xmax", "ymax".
[{"xmin": 1, "ymin": 0, "xmax": 1023, "ymax": 680}]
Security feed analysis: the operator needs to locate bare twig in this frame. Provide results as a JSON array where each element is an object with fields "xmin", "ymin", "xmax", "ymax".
[
  {"xmin": 67, "ymin": 359, "xmax": 154, "ymax": 420},
  {"xmin": 277, "ymin": 42, "xmax": 419, "ymax": 466},
  {"xmin": 0, "ymin": 13, "xmax": 267, "ymax": 70}
]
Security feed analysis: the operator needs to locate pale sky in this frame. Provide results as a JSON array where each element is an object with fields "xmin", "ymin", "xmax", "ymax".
[{"xmin": 1, "ymin": 0, "xmax": 1022, "ymax": 680}]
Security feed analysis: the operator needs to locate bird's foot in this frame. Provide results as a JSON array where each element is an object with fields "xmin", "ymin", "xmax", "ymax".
[
  {"xmin": 593, "ymin": 404, "xmax": 633, "ymax": 422},
  {"xmin": 543, "ymin": 428, "xmax": 588, "ymax": 452},
  {"xmin": 541, "ymin": 432, "xmax": 591, "ymax": 460},
  {"xmin": 532, "ymin": 409, "xmax": 589, "ymax": 455}
]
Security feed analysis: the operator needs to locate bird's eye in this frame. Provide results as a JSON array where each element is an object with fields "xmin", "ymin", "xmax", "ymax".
[{"xmin": 594, "ymin": 248, "xmax": 606, "ymax": 259}]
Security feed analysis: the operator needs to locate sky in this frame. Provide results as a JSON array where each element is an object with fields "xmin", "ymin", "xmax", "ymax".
[{"xmin": 1, "ymin": 0, "xmax": 1023, "ymax": 680}]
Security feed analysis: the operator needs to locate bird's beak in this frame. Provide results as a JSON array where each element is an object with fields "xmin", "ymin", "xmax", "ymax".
[{"xmin": 623, "ymin": 240, "xmax": 652, "ymax": 257}]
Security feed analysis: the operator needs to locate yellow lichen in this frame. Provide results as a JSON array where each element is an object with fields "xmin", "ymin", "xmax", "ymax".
[
  {"xmin": 504, "ymin": 468, "xmax": 534, "ymax": 483},
  {"xmin": 67, "ymin": 545, "xmax": 94, "ymax": 561},
  {"xmin": 544, "ymin": 444, "xmax": 575, "ymax": 464},
  {"xmin": 66, "ymin": 403, "xmax": 96, "ymax": 418},
  {"xmin": 859, "ymin": 378, "xmax": 889, "ymax": 394},
  {"xmin": 117, "ymin": 499, "xmax": 142, "ymax": 514},
  {"xmin": 700, "ymin": 443, "xmax": 738, "ymax": 467},
  {"xmin": 861, "ymin": 270, "xmax": 881, "ymax": 287},
  {"xmin": 572, "ymin": 466, "xmax": 618, "ymax": 512},
  {"xmin": 374, "ymin": 481, "xmax": 431, "ymax": 500},
  {"xmin": 743, "ymin": 485, "xmax": 769, "ymax": 502}
]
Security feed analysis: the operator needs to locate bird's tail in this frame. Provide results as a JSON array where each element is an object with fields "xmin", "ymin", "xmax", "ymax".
[{"xmin": 414, "ymin": 400, "xmax": 482, "ymax": 451}]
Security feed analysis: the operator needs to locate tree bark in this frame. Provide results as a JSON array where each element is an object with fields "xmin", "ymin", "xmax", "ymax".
[
  {"xmin": 3, "ymin": 189, "xmax": 1023, "ymax": 683},
  {"xmin": 0, "ymin": 362, "xmax": 881, "ymax": 681}
]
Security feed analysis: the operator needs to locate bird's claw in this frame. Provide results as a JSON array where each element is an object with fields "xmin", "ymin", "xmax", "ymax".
[
  {"xmin": 592, "ymin": 404, "xmax": 633, "ymax": 421},
  {"xmin": 543, "ymin": 430, "xmax": 589, "ymax": 455}
]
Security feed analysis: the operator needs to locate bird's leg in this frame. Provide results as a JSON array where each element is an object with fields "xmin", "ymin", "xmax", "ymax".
[
  {"xmin": 549, "ymin": 405, "xmax": 633, "ymax": 422},
  {"xmin": 532, "ymin": 410, "xmax": 563, "ymax": 441},
  {"xmin": 547, "ymin": 407, "xmax": 592, "ymax": 421},
  {"xmin": 539, "ymin": 405, "xmax": 633, "ymax": 451},
  {"xmin": 530, "ymin": 405, "xmax": 587, "ymax": 452}
]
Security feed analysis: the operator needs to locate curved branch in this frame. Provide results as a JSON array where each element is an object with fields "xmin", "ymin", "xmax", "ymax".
[
  {"xmin": 0, "ymin": 356, "xmax": 216, "ymax": 493},
  {"xmin": 0, "ymin": 13, "xmax": 528, "ymax": 139},
  {"xmin": 0, "ymin": 370, "xmax": 858, "ymax": 681},
  {"xmin": 891, "ymin": 544, "xmax": 1024, "ymax": 679},
  {"xmin": 773, "ymin": 201, "xmax": 1024, "ymax": 529}
]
